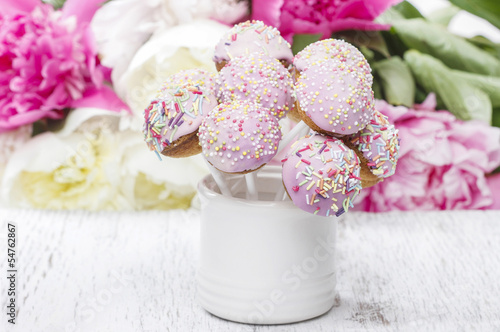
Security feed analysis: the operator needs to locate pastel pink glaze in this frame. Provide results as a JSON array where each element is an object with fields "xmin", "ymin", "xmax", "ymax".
[
  {"xmin": 143, "ymin": 85, "xmax": 218, "ymax": 157},
  {"xmin": 199, "ymin": 101, "xmax": 282, "ymax": 173},
  {"xmin": 348, "ymin": 110, "xmax": 400, "ymax": 178},
  {"xmin": 213, "ymin": 20, "xmax": 293, "ymax": 64},
  {"xmin": 294, "ymin": 39, "xmax": 373, "ymax": 86},
  {"xmin": 158, "ymin": 69, "xmax": 217, "ymax": 95},
  {"xmin": 295, "ymin": 61, "xmax": 375, "ymax": 135},
  {"xmin": 282, "ymin": 133, "xmax": 362, "ymax": 217},
  {"xmin": 216, "ymin": 52, "xmax": 294, "ymax": 119}
]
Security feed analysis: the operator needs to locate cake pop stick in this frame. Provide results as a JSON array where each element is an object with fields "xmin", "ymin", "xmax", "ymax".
[
  {"xmin": 274, "ymin": 184, "xmax": 285, "ymax": 201},
  {"xmin": 203, "ymin": 159, "xmax": 232, "ymax": 196},
  {"xmin": 245, "ymin": 173, "xmax": 258, "ymax": 200},
  {"xmin": 275, "ymin": 121, "xmax": 308, "ymax": 156}
]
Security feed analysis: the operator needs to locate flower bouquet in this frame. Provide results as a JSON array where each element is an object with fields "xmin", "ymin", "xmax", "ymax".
[{"xmin": 1, "ymin": 0, "xmax": 500, "ymax": 212}]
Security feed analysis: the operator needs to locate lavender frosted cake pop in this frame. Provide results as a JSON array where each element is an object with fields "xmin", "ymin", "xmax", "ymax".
[
  {"xmin": 144, "ymin": 85, "xmax": 218, "ymax": 158},
  {"xmin": 157, "ymin": 69, "xmax": 217, "ymax": 96},
  {"xmin": 295, "ymin": 61, "xmax": 375, "ymax": 136},
  {"xmin": 216, "ymin": 52, "xmax": 294, "ymax": 119},
  {"xmin": 343, "ymin": 110, "xmax": 400, "ymax": 187},
  {"xmin": 199, "ymin": 101, "xmax": 282, "ymax": 173},
  {"xmin": 294, "ymin": 39, "xmax": 372, "ymax": 84},
  {"xmin": 282, "ymin": 133, "xmax": 362, "ymax": 217},
  {"xmin": 213, "ymin": 20, "xmax": 293, "ymax": 71}
]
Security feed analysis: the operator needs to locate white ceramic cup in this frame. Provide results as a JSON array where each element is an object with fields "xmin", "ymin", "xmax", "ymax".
[{"xmin": 197, "ymin": 166, "xmax": 338, "ymax": 325}]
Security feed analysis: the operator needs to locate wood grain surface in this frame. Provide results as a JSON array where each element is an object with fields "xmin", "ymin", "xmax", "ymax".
[{"xmin": 0, "ymin": 208, "xmax": 499, "ymax": 331}]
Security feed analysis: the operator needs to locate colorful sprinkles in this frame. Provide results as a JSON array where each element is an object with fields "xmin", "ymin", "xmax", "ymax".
[
  {"xmin": 213, "ymin": 20, "xmax": 293, "ymax": 64},
  {"xmin": 198, "ymin": 101, "xmax": 282, "ymax": 173},
  {"xmin": 349, "ymin": 110, "xmax": 400, "ymax": 178},
  {"xmin": 282, "ymin": 134, "xmax": 362, "ymax": 217},
  {"xmin": 143, "ymin": 84, "xmax": 218, "ymax": 159},
  {"xmin": 216, "ymin": 52, "xmax": 294, "ymax": 119}
]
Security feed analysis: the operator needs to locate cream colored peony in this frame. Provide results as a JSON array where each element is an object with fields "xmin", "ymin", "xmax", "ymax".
[
  {"xmin": 1, "ymin": 108, "xmax": 208, "ymax": 210},
  {"xmin": 91, "ymin": 0, "xmax": 245, "ymax": 94},
  {"xmin": 0, "ymin": 125, "xmax": 32, "ymax": 198},
  {"xmin": 113, "ymin": 19, "xmax": 229, "ymax": 119}
]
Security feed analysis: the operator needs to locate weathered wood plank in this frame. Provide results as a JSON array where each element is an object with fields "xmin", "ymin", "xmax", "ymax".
[{"xmin": 0, "ymin": 209, "xmax": 499, "ymax": 331}]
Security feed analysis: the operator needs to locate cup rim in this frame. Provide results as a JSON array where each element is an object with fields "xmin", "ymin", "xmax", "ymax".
[{"xmin": 197, "ymin": 165, "xmax": 299, "ymax": 208}]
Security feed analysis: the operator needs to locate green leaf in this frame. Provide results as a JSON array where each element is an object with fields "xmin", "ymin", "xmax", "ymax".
[
  {"xmin": 373, "ymin": 56, "xmax": 415, "ymax": 107},
  {"xmin": 451, "ymin": 70, "xmax": 500, "ymax": 106},
  {"xmin": 415, "ymin": 85, "xmax": 429, "ymax": 104},
  {"xmin": 372, "ymin": 76, "xmax": 383, "ymax": 100},
  {"xmin": 32, "ymin": 120, "xmax": 48, "ymax": 137},
  {"xmin": 467, "ymin": 35, "xmax": 500, "ymax": 59},
  {"xmin": 427, "ymin": 5, "xmax": 461, "ymax": 26},
  {"xmin": 404, "ymin": 50, "xmax": 492, "ymax": 123},
  {"xmin": 292, "ymin": 34, "xmax": 322, "ymax": 55},
  {"xmin": 379, "ymin": 30, "xmax": 409, "ymax": 58},
  {"xmin": 492, "ymin": 108, "xmax": 500, "ymax": 128},
  {"xmin": 336, "ymin": 30, "xmax": 390, "ymax": 58},
  {"xmin": 43, "ymin": 0, "xmax": 67, "ymax": 9},
  {"xmin": 392, "ymin": 1, "xmax": 424, "ymax": 19},
  {"xmin": 377, "ymin": 7, "xmax": 405, "ymax": 24},
  {"xmin": 449, "ymin": 0, "xmax": 500, "ymax": 30},
  {"xmin": 392, "ymin": 18, "xmax": 500, "ymax": 76}
]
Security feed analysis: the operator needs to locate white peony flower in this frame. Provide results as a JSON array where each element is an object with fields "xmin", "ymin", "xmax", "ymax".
[
  {"xmin": 0, "ymin": 125, "xmax": 32, "ymax": 205},
  {"xmin": 1, "ymin": 108, "xmax": 208, "ymax": 210},
  {"xmin": 91, "ymin": 0, "xmax": 247, "ymax": 87},
  {"xmin": 114, "ymin": 19, "xmax": 229, "ymax": 121}
]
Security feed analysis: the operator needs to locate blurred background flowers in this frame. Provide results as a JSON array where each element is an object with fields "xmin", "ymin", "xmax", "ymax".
[{"xmin": 1, "ymin": 0, "xmax": 500, "ymax": 211}]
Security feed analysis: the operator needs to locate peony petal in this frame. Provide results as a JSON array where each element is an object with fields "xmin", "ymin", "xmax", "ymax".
[
  {"xmin": 329, "ymin": 18, "xmax": 391, "ymax": 34},
  {"xmin": 0, "ymin": 0, "xmax": 40, "ymax": 16},
  {"xmin": 486, "ymin": 173, "xmax": 500, "ymax": 210},
  {"xmin": 0, "ymin": 109, "xmax": 63, "ymax": 133},
  {"xmin": 251, "ymin": 0, "xmax": 284, "ymax": 28},
  {"xmin": 56, "ymin": 107, "xmax": 120, "ymax": 137},
  {"xmin": 335, "ymin": 0, "xmax": 402, "ymax": 20},
  {"xmin": 70, "ymin": 86, "xmax": 131, "ymax": 114},
  {"xmin": 414, "ymin": 93, "xmax": 437, "ymax": 111},
  {"xmin": 62, "ymin": 0, "xmax": 106, "ymax": 25}
]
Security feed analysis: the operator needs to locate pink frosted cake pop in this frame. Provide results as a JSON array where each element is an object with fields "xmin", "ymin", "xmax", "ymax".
[
  {"xmin": 158, "ymin": 69, "xmax": 217, "ymax": 95},
  {"xmin": 282, "ymin": 133, "xmax": 362, "ymax": 217},
  {"xmin": 144, "ymin": 85, "xmax": 218, "ymax": 158},
  {"xmin": 198, "ymin": 101, "xmax": 282, "ymax": 173},
  {"xmin": 343, "ymin": 110, "xmax": 400, "ymax": 186},
  {"xmin": 216, "ymin": 52, "xmax": 294, "ymax": 119},
  {"xmin": 295, "ymin": 61, "xmax": 375, "ymax": 136},
  {"xmin": 294, "ymin": 39, "xmax": 372, "ymax": 83},
  {"xmin": 213, "ymin": 20, "xmax": 293, "ymax": 71}
]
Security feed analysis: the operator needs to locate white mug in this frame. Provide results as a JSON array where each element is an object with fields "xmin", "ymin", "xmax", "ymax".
[{"xmin": 197, "ymin": 166, "xmax": 338, "ymax": 324}]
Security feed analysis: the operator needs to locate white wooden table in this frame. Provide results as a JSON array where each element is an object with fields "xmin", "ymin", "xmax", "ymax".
[{"xmin": 1, "ymin": 208, "xmax": 499, "ymax": 331}]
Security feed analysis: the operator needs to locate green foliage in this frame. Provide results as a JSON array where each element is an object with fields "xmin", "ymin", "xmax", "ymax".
[
  {"xmin": 450, "ymin": 0, "xmax": 500, "ymax": 30},
  {"xmin": 404, "ymin": 50, "xmax": 492, "ymax": 123},
  {"xmin": 427, "ymin": 5, "xmax": 461, "ymax": 26},
  {"xmin": 292, "ymin": 34, "xmax": 322, "ymax": 55},
  {"xmin": 392, "ymin": 18, "xmax": 500, "ymax": 76},
  {"xmin": 373, "ymin": 57, "xmax": 415, "ymax": 107}
]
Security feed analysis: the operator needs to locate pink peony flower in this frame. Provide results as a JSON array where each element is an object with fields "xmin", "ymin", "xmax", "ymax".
[
  {"xmin": 0, "ymin": 0, "xmax": 128, "ymax": 133},
  {"xmin": 358, "ymin": 94, "xmax": 500, "ymax": 211},
  {"xmin": 486, "ymin": 173, "xmax": 500, "ymax": 210},
  {"xmin": 252, "ymin": 0, "xmax": 402, "ymax": 42}
]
